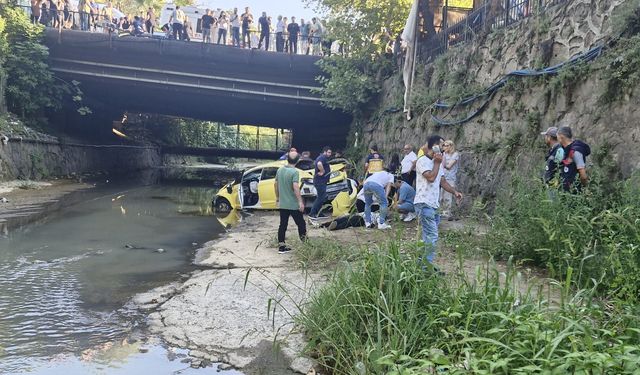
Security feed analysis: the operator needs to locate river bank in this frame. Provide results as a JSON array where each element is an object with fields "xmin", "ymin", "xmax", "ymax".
[{"xmin": 133, "ymin": 211, "xmax": 558, "ymax": 374}]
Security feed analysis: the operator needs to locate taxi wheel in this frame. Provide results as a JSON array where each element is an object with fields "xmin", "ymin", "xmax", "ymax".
[{"xmin": 214, "ymin": 198, "xmax": 232, "ymax": 212}]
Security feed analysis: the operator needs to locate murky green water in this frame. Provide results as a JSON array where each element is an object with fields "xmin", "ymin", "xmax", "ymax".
[{"xmin": 0, "ymin": 177, "xmax": 234, "ymax": 373}]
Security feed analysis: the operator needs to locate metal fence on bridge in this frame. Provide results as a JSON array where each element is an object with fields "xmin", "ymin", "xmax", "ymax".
[
  {"xmin": 418, "ymin": 0, "xmax": 567, "ymax": 62},
  {"xmin": 18, "ymin": 5, "xmax": 327, "ymax": 55}
]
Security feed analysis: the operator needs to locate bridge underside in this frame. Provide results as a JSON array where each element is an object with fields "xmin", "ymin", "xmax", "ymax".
[{"xmin": 46, "ymin": 30, "xmax": 352, "ymax": 153}]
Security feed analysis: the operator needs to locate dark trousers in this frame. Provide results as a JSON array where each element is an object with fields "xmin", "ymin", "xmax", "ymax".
[
  {"xmin": 402, "ymin": 171, "xmax": 416, "ymax": 187},
  {"xmin": 259, "ymin": 32, "xmax": 269, "ymax": 50},
  {"xmin": 217, "ymin": 28, "xmax": 227, "ymax": 44},
  {"xmin": 289, "ymin": 37, "xmax": 298, "ymax": 54},
  {"xmin": 276, "ymin": 32, "xmax": 284, "ymax": 52},
  {"xmin": 242, "ymin": 27, "xmax": 251, "ymax": 47},
  {"xmin": 278, "ymin": 209, "xmax": 307, "ymax": 246},
  {"xmin": 310, "ymin": 183, "xmax": 327, "ymax": 217},
  {"xmin": 172, "ymin": 23, "xmax": 183, "ymax": 40}
]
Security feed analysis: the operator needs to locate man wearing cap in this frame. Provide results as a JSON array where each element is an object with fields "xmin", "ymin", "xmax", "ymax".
[
  {"xmin": 541, "ymin": 127, "xmax": 564, "ymax": 186},
  {"xmin": 557, "ymin": 126, "xmax": 590, "ymax": 192}
]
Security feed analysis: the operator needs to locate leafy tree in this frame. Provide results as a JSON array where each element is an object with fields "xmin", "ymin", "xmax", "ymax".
[
  {"xmin": 0, "ymin": 6, "xmax": 64, "ymax": 118},
  {"xmin": 308, "ymin": 0, "xmax": 412, "ymax": 56},
  {"xmin": 306, "ymin": 0, "xmax": 412, "ymax": 114}
]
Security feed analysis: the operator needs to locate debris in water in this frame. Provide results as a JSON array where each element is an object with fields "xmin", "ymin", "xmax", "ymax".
[
  {"xmin": 156, "ymin": 248, "xmax": 166, "ymax": 253},
  {"xmin": 0, "ymin": 197, "xmax": 8, "ymax": 203}
]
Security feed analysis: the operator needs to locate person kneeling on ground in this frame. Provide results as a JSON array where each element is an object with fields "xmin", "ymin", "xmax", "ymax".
[
  {"xmin": 394, "ymin": 178, "xmax": 416, "ymax": 222},
  {"xmin": 275, "ymin": 151, "xmax": 307, "ymax": 254},
  {"xmin": 363, "ymin": 169, "xmax": 395, "ymax": 229}
]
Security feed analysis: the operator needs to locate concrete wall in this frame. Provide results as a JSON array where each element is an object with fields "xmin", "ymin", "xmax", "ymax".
[{"xmin": 0, "ymin": 139, "xmax": 161, "ymax": 180}]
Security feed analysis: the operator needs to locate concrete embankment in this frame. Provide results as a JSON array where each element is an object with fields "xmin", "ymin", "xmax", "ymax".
[{"xmin": 0, "ymin": 138, "xmax": 161, "ymax": 180}]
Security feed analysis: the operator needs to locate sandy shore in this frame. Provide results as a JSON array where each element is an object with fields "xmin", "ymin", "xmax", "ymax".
[{"xmin": 133, "ymin": 212, "xmax": 327, "ymax": 374}]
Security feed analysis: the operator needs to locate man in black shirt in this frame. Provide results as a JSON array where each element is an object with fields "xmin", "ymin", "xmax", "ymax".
[
  {"xmin": 201, "ymin": 9, "xmax": 214, "ymax": 44},
  {"xmin": 241, "ymin": 7, "xmax": 253, "ymax": 48},
  {"xmin": 309, "ymin": 146, "xmax": 332, "ymax": 219},
  {"xmin": 258, "ymin": 12, "xmax": 270, "ymax": 51},
  {"xmin": 287, "ymin": 17, "xmax": 300, "ymax": 54}
]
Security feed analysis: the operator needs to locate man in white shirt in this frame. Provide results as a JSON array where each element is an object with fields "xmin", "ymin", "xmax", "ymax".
[
  {"xmin": 275, "ymin": 15, "xmax": 285, "ymax": 52},
  {"xmin": 362, "ymin": 169, "xmax": 395, "ymax": 229},
  {"xmin": 415, "ymin": 135, "xmax": 463, "ymax": 264},
  {"xmin": 169, "ymin": 5, "xmax": 185, "ymax": 40},
  {"xmin": 400, "ymin": 144, "xmax": 417, "ymax": 186}
]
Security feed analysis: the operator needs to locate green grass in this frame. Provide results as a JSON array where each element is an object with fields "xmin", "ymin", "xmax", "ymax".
[{"xmin": 296, "ymin": 239, "xmax": 640, "ymax": 374}]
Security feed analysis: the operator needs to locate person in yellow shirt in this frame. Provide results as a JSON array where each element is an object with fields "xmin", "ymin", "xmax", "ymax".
[{"xmin": 364, "ymin": 144, "xmax": 384, "ymax": 178}]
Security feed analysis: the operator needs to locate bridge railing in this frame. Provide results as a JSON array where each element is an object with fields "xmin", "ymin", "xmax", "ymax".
[{"xmin": 18, "ymin": 5, "xmax": 328, "ymax": 55}]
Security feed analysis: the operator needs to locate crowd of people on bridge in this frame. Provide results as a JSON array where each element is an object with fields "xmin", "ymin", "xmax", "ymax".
[
  {"xmin": 276, "ymin": 126, "xmax": 590, "ymax": 265},
  {"xmin": 186, "ymin": 7, "xmax": 326, "ymax": 55},
  {"xmin": 27, "ymin": 1, "xmax": 329, "ymax": 55}
]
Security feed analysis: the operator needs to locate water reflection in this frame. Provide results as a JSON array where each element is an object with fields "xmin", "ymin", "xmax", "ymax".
[{"xmin": 0, "ymin": 182, "xmax": 225, "ymax": 373}]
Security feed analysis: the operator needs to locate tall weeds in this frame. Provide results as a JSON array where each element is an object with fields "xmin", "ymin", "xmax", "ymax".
[
  {"xmin": 486, "ymin": 172, "xmax": 640, "ymax": 301},
  {"xmin": 297, "ymin": 239, "xmax": 640, "ymax": 374}
]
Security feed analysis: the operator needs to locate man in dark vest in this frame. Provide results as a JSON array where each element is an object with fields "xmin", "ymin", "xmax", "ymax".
[
  {"xmin": 541, "ymin": 127, "xmax": 564, "ymax": 186},
  {"xmin": 557, "ymin": 126, "xmax": 590, "ymax": 192}
]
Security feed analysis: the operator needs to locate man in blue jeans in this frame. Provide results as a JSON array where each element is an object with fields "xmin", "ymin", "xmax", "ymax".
[
  {"xmin": 415, "ymin": 135, "xmax": 463, "ymax": 264},
  {"xmin": 393, "ymin": 178, "xmax": 416, "ymax": 222},
  {"xmin": 363, "ymin": 169, "xmax": 395, "ymax": 229},
  {"xmin": 309, "ymin": 146, "xmax": 332, "ymax": 219}
]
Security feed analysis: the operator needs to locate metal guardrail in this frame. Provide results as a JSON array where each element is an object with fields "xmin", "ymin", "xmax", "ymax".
[
  {"xmin": 419, "ymin": 0, "xmax": 567, "ymax": 61},
  {"xmin": 19, "ymin": 5, "xmax": 327, "ymax": 55}
]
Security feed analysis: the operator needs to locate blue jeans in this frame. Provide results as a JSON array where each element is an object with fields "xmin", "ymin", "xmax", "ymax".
[
  {"xmin": 415, "ymin": 203, "xmax": 440, "ymax": 263},
  {"xmin": 397, "ymin": 202, "xmax": 414, "ymax": 213},
  {"xmin": 364, "ymin": 182, "xmax": 387, "ymax": 225},
  {"xmin": 310, "ymin": 183, "xmax": 327, "ymax": 217},
  {"xmin": 232, "ymin": 27, "xmax": 241, "ymax": 46}
]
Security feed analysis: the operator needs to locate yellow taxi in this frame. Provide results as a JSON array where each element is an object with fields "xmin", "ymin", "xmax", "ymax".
[{"xmin": 213, "ymin": 158, "xmax": 357, "ymax": 217}]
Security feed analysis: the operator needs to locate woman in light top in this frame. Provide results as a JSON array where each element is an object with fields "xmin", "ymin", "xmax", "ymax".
[{"xmin": 440, "ymin": 140, "xmax": 460, "ymax": 219}]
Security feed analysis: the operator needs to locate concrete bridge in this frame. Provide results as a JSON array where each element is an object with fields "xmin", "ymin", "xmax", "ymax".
[{"xmin": 44, "ymin": 29, "xmax": 351, "ymax": 152}]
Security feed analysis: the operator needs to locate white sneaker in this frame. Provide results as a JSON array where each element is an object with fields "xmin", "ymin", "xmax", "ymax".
[
  {"xmin": 399, "ymin": 213, "xmax": 406, "ymax": 220},
  {"xmin": 364, "ymin": 221, "xmax": 373, "ymax": 229},
  {"xmin": 378, "ymin": 222, "xmax": 392, "ymax": 230},
  {"xmin": 403, "ymin": 212, "xmax": 417, "ymax": 222}
]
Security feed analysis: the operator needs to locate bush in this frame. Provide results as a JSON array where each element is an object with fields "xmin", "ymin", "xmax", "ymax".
[
  {"xmin": 0, "ymin": 6, "xmax": 65, "ymax": 118},
  {"xmin": 485, "ymin": 171, "xmax": 640, "ymax": 301},
  {"xmin": 298, "ymin": 239, "xmax": 640, "ymax": 374}
]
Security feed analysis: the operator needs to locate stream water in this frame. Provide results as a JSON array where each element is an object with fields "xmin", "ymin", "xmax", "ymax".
[{"xmin": 0, "ymin": 173, "xmax": 241, "ymax": 374}]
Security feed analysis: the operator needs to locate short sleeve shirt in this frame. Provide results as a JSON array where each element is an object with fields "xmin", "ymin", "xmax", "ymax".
[
  {"xmin": 313, "ymin": 155, "xmax": 331, "ymax": 185},
  {"xmin": 364, "ymin": 171, "xmax": 394, "ymax": 188},
  {"xmin": 415, "ymin": 156, "xmax": 444, "ymax": 209},
  {"xmin": 400, "ymin": 151, "xmax": 417, "ymax": 174},
  {"xmin": 573, "ymin": 151, "xmax": 585, "ymax": 169},
  {"xmin": 230, "ymin": 13, "xmax": 241, "ymax": 27},
  {"xmin": 443, "ymin": 152, "xmax": 460, "ymax": 182},
  {"xmin": 366, "ymin": 153, "xmax": 384, "ymax": 174},
  {"xmin": 276, "ymin": 166, "xmax": 300, "ymax": 210},
  {"xmin": 259, "ymin": 16, "xmax": 269, "ymax": 32}
]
